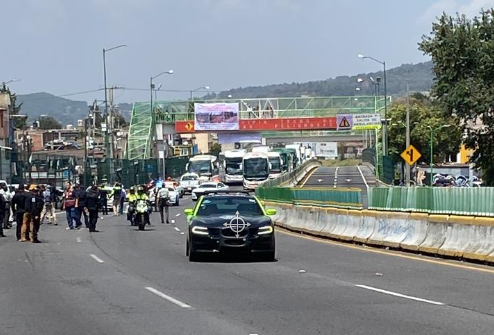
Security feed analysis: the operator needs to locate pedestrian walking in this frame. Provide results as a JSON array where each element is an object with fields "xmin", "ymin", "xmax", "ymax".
[
  {"xmin": 110, "ymin": 182, "xmax": 122, "ymax": 215},
  {"xmin": 62, "ymin": 182, "xmax": 80, "ymax": 230},
  {"xmin": 20, "ymin": 185, "xmax": 44, "ymax": 243},
  {"xmin": 99, "ymin": 185, "xmax": 109, "ymax": 216},
  {"xmin": 157, "ymin": 186, "xmax": 170, "ymax": 224},
  {"xmin": 0, "ymin": 189, "xmax": 6, "ymax": 237},
  {"xmin": 40, "ymin": 184, "xmax": 59, "ymax": 225},
  {"xmin": 0, "ymin": 183, "xmax": 12, "ymax": 229},
  {"xmin": 119, "ymin": 187, "xmax": 126, "ymax": 215},
  {"xmin": 11, "ymin": 185, "xmax": 29, "ymax": 241},
  {"xmin": 75, "ymin": 184, "xmax": 89, "ymax": 228},
  {"xmin": 86, "ymin": 184, "xmax": 101, "ymax": 232}
]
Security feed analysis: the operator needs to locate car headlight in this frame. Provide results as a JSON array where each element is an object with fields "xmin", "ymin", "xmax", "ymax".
[
  {"xmin": 258, "ymin": 226, "xmax": 273, "ymax": 235},
  {"xmin": 191, "ymin": 226, "xmax": 209, "ymax": 235}
]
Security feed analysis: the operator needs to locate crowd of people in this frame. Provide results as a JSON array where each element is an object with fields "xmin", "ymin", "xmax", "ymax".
[{"xmin": 0, "ymin": 179, "xmax": 173, "ymax": 243}]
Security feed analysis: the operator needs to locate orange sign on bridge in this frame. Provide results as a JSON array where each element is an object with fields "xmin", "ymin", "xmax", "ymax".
[{"xmin": 175, "ymin": 117, "xmax": 337, "ymax": 133}]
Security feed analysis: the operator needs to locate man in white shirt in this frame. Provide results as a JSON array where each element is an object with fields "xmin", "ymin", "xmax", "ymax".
[
  {"xmin": 0, "ymin": 183, "xmax": 11, "ymax": 229},
  {"xmin": 157, "ymin": 186, "xmax": 170, "ymax": 224}
]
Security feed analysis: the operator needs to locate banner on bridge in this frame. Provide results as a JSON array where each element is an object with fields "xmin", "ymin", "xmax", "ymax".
[{"xmin": 194, "ymin": 103, "xmax": 239, "ymax": 131}]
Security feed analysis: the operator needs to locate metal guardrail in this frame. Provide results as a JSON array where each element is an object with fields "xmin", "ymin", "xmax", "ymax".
[{"xmin": 368, "ymin": 187, "xmax": 494, "ymax": 217}]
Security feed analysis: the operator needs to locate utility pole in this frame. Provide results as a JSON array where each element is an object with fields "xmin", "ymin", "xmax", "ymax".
[{"xmin": 405, "ymin": 84, "xmax": 411, "ymax": 186}]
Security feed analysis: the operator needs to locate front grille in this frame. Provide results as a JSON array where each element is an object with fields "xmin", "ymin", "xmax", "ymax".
[{"xmin": 222, "ymin": 227, "xmax": 249, "ymax": 238}]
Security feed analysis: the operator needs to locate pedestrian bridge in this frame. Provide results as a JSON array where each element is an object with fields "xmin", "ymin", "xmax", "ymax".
[{"xmin": 126, "ymin": 96, "xmax": 389, "ymax": 160}]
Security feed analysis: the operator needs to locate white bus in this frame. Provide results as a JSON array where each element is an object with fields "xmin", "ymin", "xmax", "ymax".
[
  {"xmin": 221, "ymin": 149, "xmax": 246, "ymax": 184},
  {"xmin": 242, "ymin": 152, "xmax": 270, "ymax": 190},
  {"xmin": 267, "ymin": 152, "xmax": 283, "ymax": 179},
  {"xmin": 186, "ymin": 155, "xmax": 218, "ymax": 181}
]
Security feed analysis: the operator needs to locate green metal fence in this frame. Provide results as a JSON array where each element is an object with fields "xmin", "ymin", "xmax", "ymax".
[
  {"xmin": 369, "ymin": 187, "xmax": 494, "ymax": 217},
  {"xmin": 256, "ymin": 186, "xmax": 363, "ymax": 209}
]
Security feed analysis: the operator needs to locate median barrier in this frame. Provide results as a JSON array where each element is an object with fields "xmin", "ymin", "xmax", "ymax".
[
  {"xmin": 400, "ymin": 213, "xmax": 429, "ymax": 252},
  {"xmin": 417, "ymin": 215, "xmax": 449, "ymax": 254},
  {"xmin": 463, "ymin": 220, "xmax": 494, "ymax": 261},
  {"xmin": 353, "ymin": 210, "xmax": 377, "ymax": 244},
  {"xmin": 437, "ymin": 216, "xmax": 475, "ymax": 258},
  {"xmin": 266, "ymin": 200, "xmax": 494, "ymax": 264}
]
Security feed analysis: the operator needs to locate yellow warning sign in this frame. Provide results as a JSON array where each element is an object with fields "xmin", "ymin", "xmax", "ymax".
[
  {"xmin": 339, "ymin": 117, "xmax": 351, "ymax": 128},
  {"xmin": 185, "ymin": 122, "xmax": 193, "ymax": 131},
  {"xmin": 400, "ymin": 145, "xmax": 422, "ymax": 166}
]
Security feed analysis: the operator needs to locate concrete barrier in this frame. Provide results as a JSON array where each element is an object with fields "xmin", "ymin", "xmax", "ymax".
[
  {"xmin": 400, "ymin": 213, "xmax": 429, "ymax": 252},
  {"xmin": 265, "ymin": 201, "xmax": 494, "ymax": 263}
]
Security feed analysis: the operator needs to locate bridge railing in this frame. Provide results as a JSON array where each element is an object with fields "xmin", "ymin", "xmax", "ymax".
[{"xmin": 368, "ymin": 186, "xmax": 494, "ymax": 217}]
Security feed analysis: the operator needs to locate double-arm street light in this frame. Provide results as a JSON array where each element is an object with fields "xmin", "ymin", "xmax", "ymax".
[
  {"xmin": 189, "ymin": 86, "xmax": 210, "ymax": 100},
  {"xmin": 103, "ymin": 44, "xmax": 126, "ymax": 184},
  {"xmin": 358, "ymin": 54, "xmax": 388, "ymax": 156},
  {"xmin": 428, "ymin": 124, "xmax": 451, "ymax": 186},
  {"xmin": 150, "ymin": 70, "xmax": 174, "ymax": 115}
]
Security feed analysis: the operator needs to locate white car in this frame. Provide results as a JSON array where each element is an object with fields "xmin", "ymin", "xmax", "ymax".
[
  {"xmin": 167, "ymin": 187, "xmax": 180, "ymax": 206},
  {"xmin": 180, "ymin": 173, "xmax": 200, "ymax": 194},
  {"xmin": 191, "ymin": 182, "xmax": 229, "ymax": 201}
]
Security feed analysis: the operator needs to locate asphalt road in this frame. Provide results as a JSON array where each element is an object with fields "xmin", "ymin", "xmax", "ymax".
[
  {"xmin": 1, "ymin": 195, "xmax": 494, "ymax": 334},
  {"xmin": 302, "ymin": 166, "xmax": 376, "ymax": 207}
]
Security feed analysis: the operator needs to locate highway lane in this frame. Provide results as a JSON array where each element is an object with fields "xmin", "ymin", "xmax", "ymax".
[
  {"xmin": 2, "ymin": 196, "xmax": 494, "ymax": 334},
  {"xmin": 302, "ymin": 166, "xmax": 375, "ymax": 207}
]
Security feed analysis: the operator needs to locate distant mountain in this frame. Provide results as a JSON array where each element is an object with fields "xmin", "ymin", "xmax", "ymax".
[
  {"xmin": 209, "ymin": 61, "xmax": 434, "ymax": 99},
  {"xmin": 16, "ymin": 92, "xmax": 132, "ymax": 126}
]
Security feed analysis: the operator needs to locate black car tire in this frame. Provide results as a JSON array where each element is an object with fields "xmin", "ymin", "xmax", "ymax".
[
  {"xmin": 262, "ymin": 251, "xmax": 275, "ymax": 262},
  {"xmin": 188, "ymin": 242, "xmax": 199, "ymax": 262}
]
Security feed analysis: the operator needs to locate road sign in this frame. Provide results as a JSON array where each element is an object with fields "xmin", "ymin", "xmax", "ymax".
[
  {"xmin": 401, "ymin": 145, "xmax": 422, "ymax": 165},
  {"xmin": 185, "ymin": 122, "xmax": 194, "ymax": 131},
  {"xmin": 337, "ymin": 114, "xmax": 353, "ymax": 130},
  {"xmin": 352, "ymin": 113, "xmax": 381, "ymax": 130}
]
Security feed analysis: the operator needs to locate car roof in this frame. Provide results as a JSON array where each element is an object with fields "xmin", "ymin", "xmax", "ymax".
[{"xmin": 203, "ymin": 190, "xmax": 251, "ymax": 197}]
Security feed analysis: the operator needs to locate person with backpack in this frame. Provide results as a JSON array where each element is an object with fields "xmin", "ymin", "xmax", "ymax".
[
  {"xmin": 62, "ymin": 182, "xmax": 80, "ymax": 230},
  {"xmin": 110, "ymin": 182, "xmax": 122, "ymax": 216},
  {"xmin": 75, "ymin": 184, "xmax": 89, "ymax": 228},
  {"xmin": 20, "ymin": 185, "xmax": 44, "ymax": 243},
  {"xmin": 85, "ymin": 184, "xmax": 101, "ymax": 232}
]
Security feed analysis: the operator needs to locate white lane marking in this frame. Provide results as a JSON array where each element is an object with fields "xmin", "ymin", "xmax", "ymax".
[
  {"xmin": 90, "ymin": 254, "xmax": 105, "ymax": 264},
  {"xmin": 174, "ymin": 227, "xmax": 180, "ymax": 232},
  {"xmin": 175, "ymin": 213, "xmax": 181, "ymax": 217},
  {"xmin": 357, "ymin": 165, "xmax": 369, "ymax": 190},
  {"xmin": 145, "ymin": 287, "xmax": 192, "ymax": 309},
  {"xmin": 76, "ymin": 237, "xmax": 82, "ymax": 243},
  {"xmin": 355, "ymin": 285, "xmax": 444, "ymax": 306}
]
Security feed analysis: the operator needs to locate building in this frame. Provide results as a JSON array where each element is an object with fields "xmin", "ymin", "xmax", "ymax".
[{"xmin": 0, "ymin": 89, "xmax": 13, "ymax": 182}]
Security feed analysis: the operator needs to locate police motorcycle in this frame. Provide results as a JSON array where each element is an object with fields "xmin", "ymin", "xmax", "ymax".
[{"xmin": 132, "ymin": 186, "xmax": 152, "ymax": 231}]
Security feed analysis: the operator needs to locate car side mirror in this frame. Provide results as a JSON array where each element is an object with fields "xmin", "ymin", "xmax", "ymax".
[
  {"xmin": 265, "ymin": 208, "xmax": 277, "ymax": 216},
  {"xmin": 184, "ymin": 208, "xmax": 194, "ymax": 216}
]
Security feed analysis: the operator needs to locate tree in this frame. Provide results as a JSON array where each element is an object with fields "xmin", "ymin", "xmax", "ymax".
[
  {"xmin": 419, "ymin": 9, "xmax": 494, "ymax": 184},
  {"xmin": 38, "ymin": 115, "xmax": 62, "ymax": 129},
  {"xmin": 209, "ymin": 143, "xmax": 222, "ymax": 157},
  {"xmin": 387, "ymin": 99, "xmax": 462, "ymax": 164}
]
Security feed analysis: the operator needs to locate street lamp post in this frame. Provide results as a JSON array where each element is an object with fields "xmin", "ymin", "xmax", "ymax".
[
  {"xmin": 358, "ymin": 54, "xmax": 388, "ymax": 155},
  {"xmin": 189, "ymin": 86, "xmax": 210, "ymax": 100},
  {"xmin": 428, "ymin": 125, "xmax": 451, "ymax": 186},
  {"xmin": 103, "ymin": 44, "xmax": 126, "ymax": 183},
  {"xmin": 150, "ymin": 70, "xmax": 174, "ymax": 178}
]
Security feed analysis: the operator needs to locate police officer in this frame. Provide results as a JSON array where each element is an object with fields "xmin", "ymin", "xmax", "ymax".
[
  {"xmin": 11, "ymin": 185, "xmax": 29, "ymax": 241},
  {"xmin": 85, "ymin": 184, "xmax": 101, "ymax": 232},
  {"xmin": 126, "ymin": 188, "xmax": 137, "ymax": 225},
  {"xmin": 157, "ymin": 186, "xmax": 170, "ymax": 224},
  {"xmin": 21, "ymin": 185, "xmax": 44, "ymax": 243},
  {"xmin": 136, "ymin": 186, "xmax": 150, "ymax": 225}
]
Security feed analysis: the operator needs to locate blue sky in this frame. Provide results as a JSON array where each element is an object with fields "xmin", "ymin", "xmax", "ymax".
[{"xmin": 2, "ymin": 0, "xmax": 493, "ymax": 103}]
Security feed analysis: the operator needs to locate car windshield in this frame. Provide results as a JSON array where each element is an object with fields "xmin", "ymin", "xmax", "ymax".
[
  {"xmin": 198, "ymin": 183, "xmax": 216, "ymax": 189},
  {"xmin": 196, "ymin": 197, "xmax": 264, "ymax": 217},
  {"xmin": 182, "ymin": 175, "xmax": 198, "ymax": 181}
]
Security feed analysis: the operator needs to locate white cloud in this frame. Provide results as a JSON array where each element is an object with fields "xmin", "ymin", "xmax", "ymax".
[
  {"xmin": 458, "ymin": 0, "xmax": 494, "ymax": 17},
  {"xmin": 420, "ymin": 0, "xmax": 494, "ymax": 25}
]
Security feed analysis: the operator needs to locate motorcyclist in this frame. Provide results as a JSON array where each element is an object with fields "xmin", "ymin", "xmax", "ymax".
[
  {"xmin": 135, "ymin": 186, "xmax": 150, "ymax": 225},
  {"xmin": 126, "ymin": 188, "xmax": 137, "ymax": 225}
]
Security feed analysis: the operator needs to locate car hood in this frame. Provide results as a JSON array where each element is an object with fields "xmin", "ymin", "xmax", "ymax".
[{"xmin": 190, "ymin": 215, "xmax": 272, "ymax": 228}]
